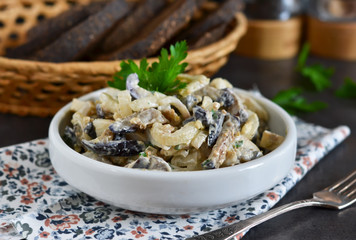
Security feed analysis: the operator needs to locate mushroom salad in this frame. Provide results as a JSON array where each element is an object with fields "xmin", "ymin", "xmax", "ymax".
[{"xmin": 63, "ymin": 73, "xmax": 285, "ymax": 171}]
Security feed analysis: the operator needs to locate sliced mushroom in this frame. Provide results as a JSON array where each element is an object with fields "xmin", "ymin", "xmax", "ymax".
[
  {"xmin": 109, "ymin": 116, "xmax": 136, "ymax": 135},
  {"xmin": 236, "ymin": 90, "xmax": 269, "ymax": 122},
  {"xmin": 96, "ymin": 104, "xmax": 105, "ymax": 118},
  {"xmin": 110, "ymin": 109, "xmax": 168, "ymax": 135},
  {"xmin": 125, "ymin": 155, "xmax": 171, "ymax": 171},
  {"xmin": 202, "ymin": 115, "xmax": 240, "ymax": 169},
  {"xmin": 191, "ymin": 106, "xmax": 225, "ymax": 147},
  {"xmin": 192, "ymin": 106, "xmax": 211, "ymax": 127},
  {"xmin": 84, "ymin": 122, "xmax": 97, "ymax": 139},
  {"xmin": 81, "ymin": 139, "xmax": 145, "ymax": 156},
  {"xmin": 216, "ymin": 88, "xmax": 235, "ymax": 108},
  {"xmin": 71, "ymin": 112, "xmax": 92, "ymax": 142},
  {"xmin": 113, "ymin": 133, "xmax": 126, "ymax": 141},
  {"xmin": 126, "ymin": 73, "xmax": 152, "ymax": 99},
  {"xmin": 161, "ymin": 107, "xmax": 181, "ymax": 126},
  {"xmin": 63, "ymin": 126, "xmax": 77, "ymax": 148},
  {"xmin": 182, "ymin": 116, "xmax": 195, "ymax": 125},
  {"xmin": 184, "ymin": 94, "xmax": 201, "ymax": 111},
  {"xmin": 223, "ymin": 89, "xmax": 249, "ymax": 122},
  {"xmin": 193, "ymin": 85, "xmax": 221, "ymax": 100},
  {"xmin": 195, "ymin": 86, "xmax": 248, "ymax": 121},
  {"xmin": 207, "ymin": 110, "xmax": 225, "ymax": 147},
  {"xmin": 130, "ymin": 109, "xmax": 168, "ymax": 129}
]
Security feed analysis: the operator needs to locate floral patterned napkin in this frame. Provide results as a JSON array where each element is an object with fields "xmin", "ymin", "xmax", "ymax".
[{"xmin": 0, "ymin": 118, "xmax": 350, "ymax": 240}]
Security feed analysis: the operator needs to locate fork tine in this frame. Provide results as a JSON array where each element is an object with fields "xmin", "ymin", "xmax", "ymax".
[
  {"xmin": 327, "ymin": 170, "xmax": 356, "ymax": 192},
  {"xmin": 339, "ymin": 177, "xmax": 356, "ymax": 194},
  {"xmin": 346, "ymin": 188, "xmax": 356, "ymax": 198}
]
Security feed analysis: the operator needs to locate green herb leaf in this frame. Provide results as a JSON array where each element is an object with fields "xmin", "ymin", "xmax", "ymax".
[
  {"xmin": 272, "ymin": 87, "xmax": 328, "ymax": 115},
  {"xmin": 108, "ymin": 59, "xmax": 149, "ymax": 90},
  {"xmin": 202, "ymin": 159, "xmax": 212, "ymax": 168},
  {"xmin": 297, "ymin": 42, "xmax": 310, "ymax": 69},
  {"xmin": 139, "ymin": 152, "xmax": 147, "ymax": 157},
  {"xmin": 107, "ymin": 41, "xmax": 188, "ymax": 94},
  {"xmin": 211, "ymin": 109, "xmax": 218, "ymax": 118},
  {"xmin": 296, "ymin": 43, "xmax": 333, "ymax": 92},
  {"xmin": 300, "ymin": 64, "xmax": 333, "ymax": 92},
  {"xmin": 335, "ymin": 77, "xmax": 356, "ymax": 98},
  {"xmin": 272, "ymin": 87, "xmax": 303, "ymax": 104},
  {"xmin": 234, "ymin": 140, "xmax": 243, "ymax": 148}
]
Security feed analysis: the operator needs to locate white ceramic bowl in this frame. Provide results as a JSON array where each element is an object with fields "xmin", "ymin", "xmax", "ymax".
[{"xmin": 48, "ymin": 88, "xmax": 297, "ymax": 214}]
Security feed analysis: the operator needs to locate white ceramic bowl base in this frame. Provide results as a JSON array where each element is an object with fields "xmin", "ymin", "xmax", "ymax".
[{"xmin": 49, "ymin": 88, "xmax": 297, "ymax": 214}]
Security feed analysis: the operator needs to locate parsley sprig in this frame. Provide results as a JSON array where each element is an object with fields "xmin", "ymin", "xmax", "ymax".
[
  {"xmin": 272, "ymin": 87, "xmax": 327, "ymax": 115},
  {"xmin": 272, "ymin": 43, "xmax": 330, "ymax": 115},
  {"xmin": 295, "ymin": 42, "xmax": 356, "ymax": 99},
  {"xmin": 296, "ymin": 43, "xmax": 334, "ymax": 92},
  {"xmin": 273, "ymin": 42, "xmax": 356, "ymax": 115},
  {"xmin": 108, "ymin": 41, "xmax": 188, "ymax": 94}
]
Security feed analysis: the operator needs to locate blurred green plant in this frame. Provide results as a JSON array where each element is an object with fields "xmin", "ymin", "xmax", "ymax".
[
  {"xmin": 273, "ymin": 42, "xmax": 355, "ymax": 115},
  {"xmin": 296, "ymin": 43, "xmax": 333, "ymax": 92},
  {"xmin": 335, "ymin": 77, "xmax": 356, "ymax": 98},
  {"xmin": 272, "ymin": 87, "xmax": 327, "ymax": 115}
]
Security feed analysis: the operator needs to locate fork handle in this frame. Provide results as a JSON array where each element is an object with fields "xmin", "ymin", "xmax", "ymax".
[{"xmin": 187, "ymin": 199, "xmax": 324, "ymax": 240}]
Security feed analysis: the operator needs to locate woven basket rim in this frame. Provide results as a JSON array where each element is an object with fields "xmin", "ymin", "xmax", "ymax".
[
  {"xmin": 0, "ymin": 13, "xmax": 247, "ymax": 74},
  {"xmin": 0, "ymin": 13, "xmax": 247, "ymax": 117}
]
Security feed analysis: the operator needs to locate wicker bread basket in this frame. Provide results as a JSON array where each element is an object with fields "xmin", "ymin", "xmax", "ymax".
[{"xmin": 0, "ymin": 0, "xmax": 247, "ymax": 117}]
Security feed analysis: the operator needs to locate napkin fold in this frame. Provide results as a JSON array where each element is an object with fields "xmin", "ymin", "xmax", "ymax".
[{"xmin": 0, "ymin": 118, "xmax": 350, "ymax": 240}]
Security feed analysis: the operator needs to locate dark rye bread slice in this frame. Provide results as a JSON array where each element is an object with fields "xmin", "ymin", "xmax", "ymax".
[
  {"xmin": 99, "ymin": 0, "xmax": 198, "ymax": 60},
  {"xmin": 190, "ymin": 22, "xmax": 230, "ymax": 49},
  {"xmin": 29, "ymin": 0, "xmax": 132, "ymax": 62},
  {"xmin": 99, "ymin": 0, "xmax": 168, "ymax": 53},
  {"xmin": 177, "ymin": 0, "xmax": 243, "ymax": 46},
  {"xmin": 6, "ymin": 1, "xmax": 107, "ymax": 59}
]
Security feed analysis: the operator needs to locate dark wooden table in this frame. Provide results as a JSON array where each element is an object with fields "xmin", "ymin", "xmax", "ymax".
[{"xmin": 1, "ymin": 54, "xmax": 355, "ymax": 239}]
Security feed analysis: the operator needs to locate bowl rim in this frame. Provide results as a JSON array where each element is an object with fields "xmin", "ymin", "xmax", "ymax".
[{"xmin": 49, "ymin": 87, "xmax": 297, "ymax": 180}]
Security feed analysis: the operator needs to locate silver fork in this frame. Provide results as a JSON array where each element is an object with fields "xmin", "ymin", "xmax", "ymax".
[{"xmin": 187, "ymin": 169, "xmax": 356, "ymax": 240}]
